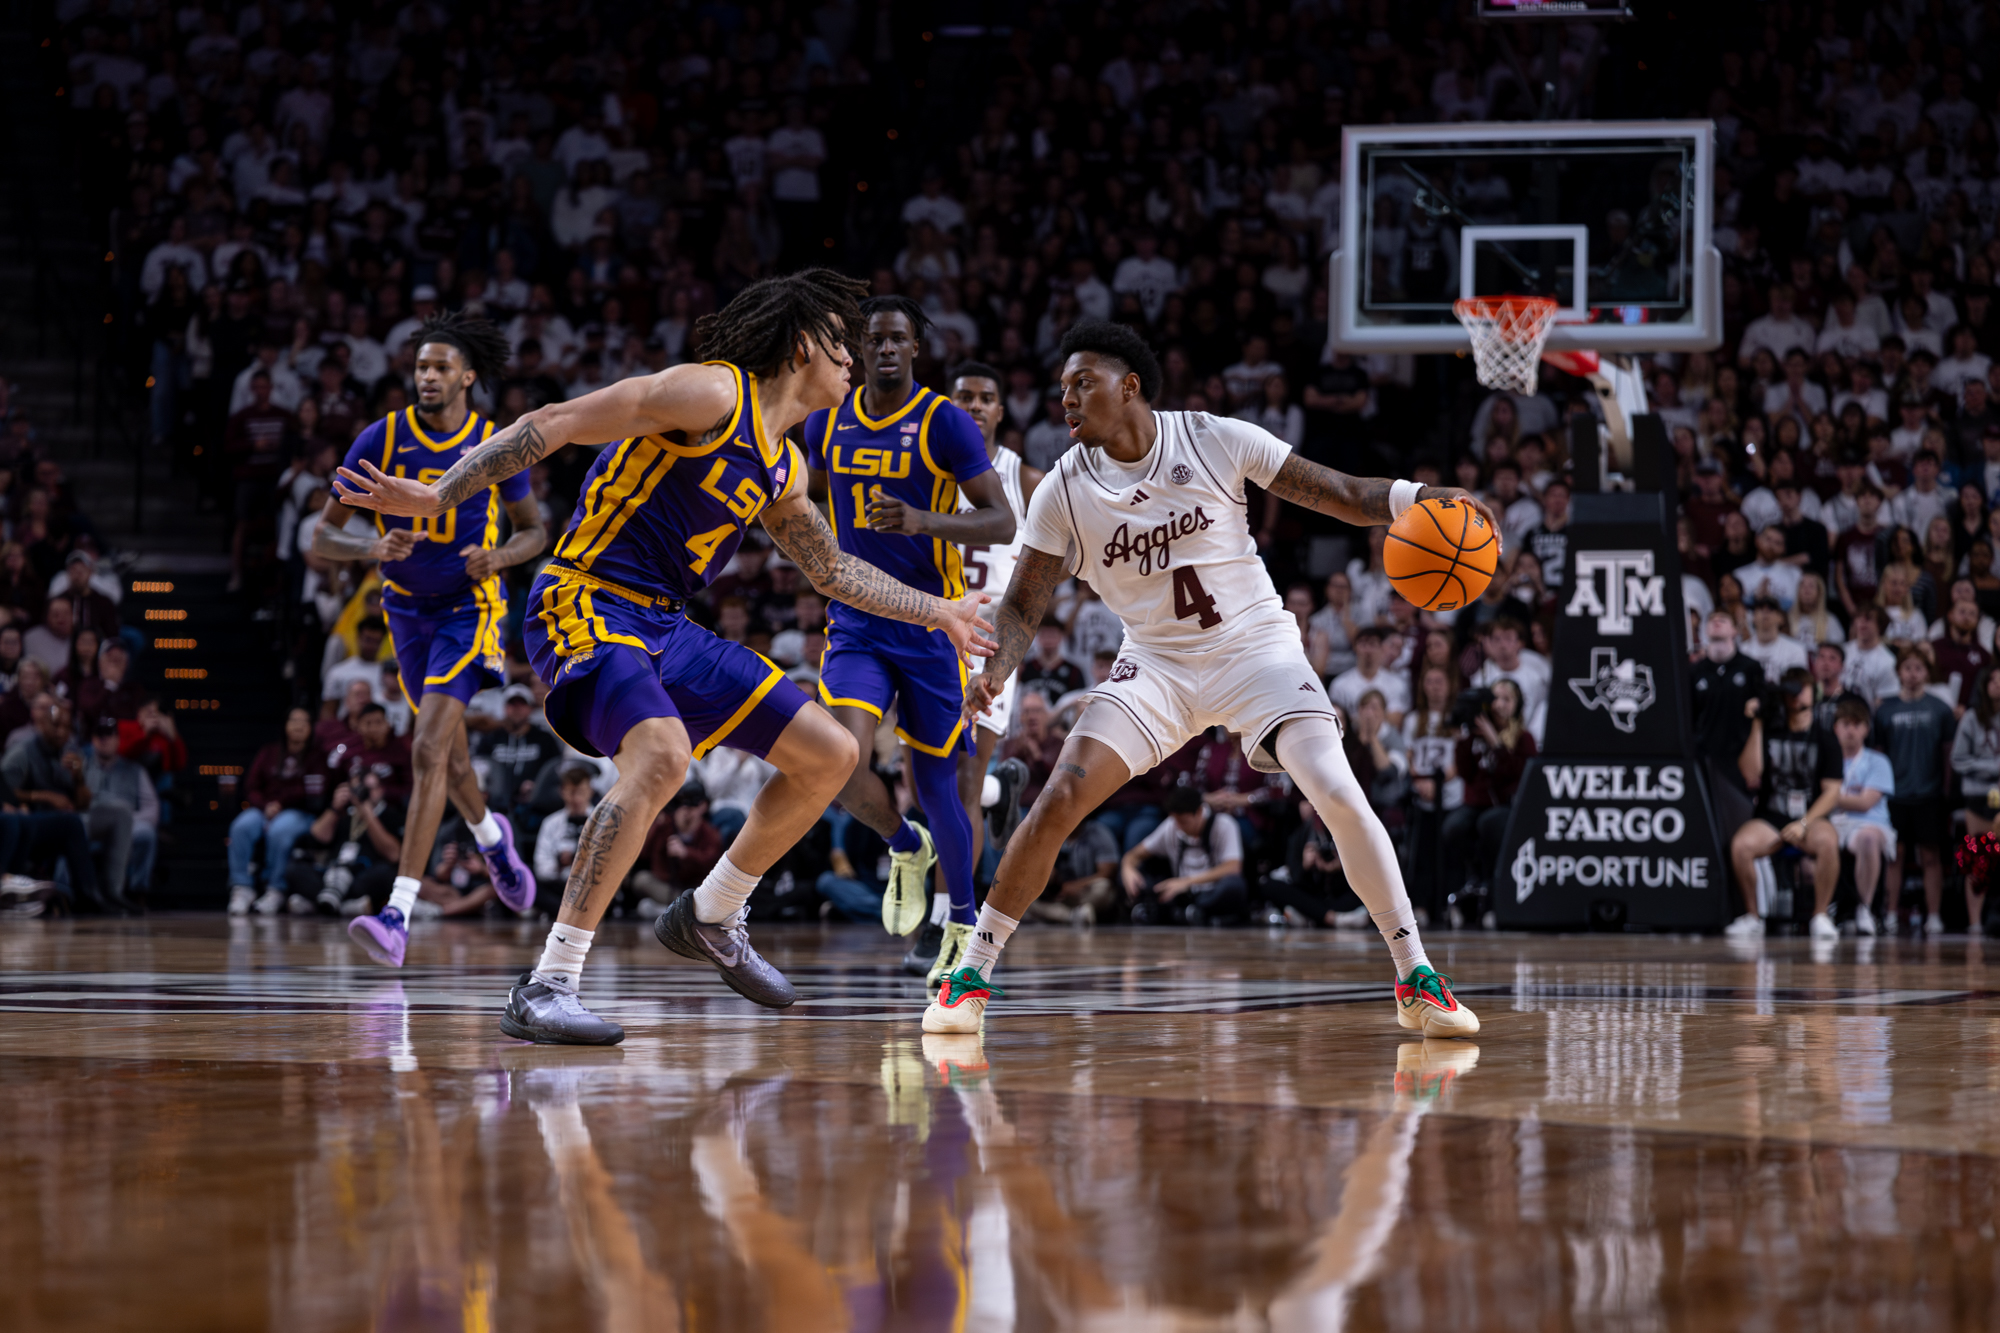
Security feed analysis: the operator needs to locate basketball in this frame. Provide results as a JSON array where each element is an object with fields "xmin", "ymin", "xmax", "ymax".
[{"xmin": 1384, "ymin": 497, "xmax": 1499, "ymax": 612}]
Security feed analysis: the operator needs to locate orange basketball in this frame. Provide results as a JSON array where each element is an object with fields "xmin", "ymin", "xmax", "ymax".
[{"xmin": 1384, "ymin": 497, "xmax": 1499, "ymax": 612}]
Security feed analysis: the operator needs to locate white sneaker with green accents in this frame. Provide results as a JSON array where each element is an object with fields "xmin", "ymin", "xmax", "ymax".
[{"xmin": 1395, "ymin": 965, "xmax": 1479, "ymax": 1038}]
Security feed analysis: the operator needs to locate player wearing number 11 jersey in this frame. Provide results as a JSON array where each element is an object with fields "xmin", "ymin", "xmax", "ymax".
[{"xmin": 925, "ymin": 321, "xmax": 1502, "ymax": 1039}]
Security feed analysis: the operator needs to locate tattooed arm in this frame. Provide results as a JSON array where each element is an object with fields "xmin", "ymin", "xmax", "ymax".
[
  {"xmin": 309, "ymin": 496, "xmax": 421, "ymax": 564},
  {"xmin": 333, "ymin": 364, "xmax": 741, "ymax": 518},
  {"xmin": 761, "ymin": 491, "xmax": 997, "ymax": 659},
  {"xmin": 960, "ymin": 545, "xmax": 1065, "ymax": 722},
  {"xmin": 1263, "ymin": 454, "xmax": 1503, "ymax": 547}
]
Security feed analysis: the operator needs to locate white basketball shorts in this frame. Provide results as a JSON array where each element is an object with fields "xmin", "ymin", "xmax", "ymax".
[
  {"xmin": 967, "ymin": 656, "xmax": 1018, "ymax": 740},
  {"xmin": 1070, "ymin": 623, "xmax": 1339, "ymax": 776}
]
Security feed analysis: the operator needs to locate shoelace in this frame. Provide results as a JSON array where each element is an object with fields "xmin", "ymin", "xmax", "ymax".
[
  {"xmin": 1404, "ymin": 969, "xmax": 1454, "ymax": 1006},
  {"xmin": 946, "ymin": 968, "xmax": 1004, "ymax": 1000}
]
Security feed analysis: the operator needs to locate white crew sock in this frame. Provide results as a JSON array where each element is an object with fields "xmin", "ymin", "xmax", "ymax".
[
  {"xmin": 468, "ymin": 810, "xmax": 504, "ymax": 847},
  {"xmin": 930, "ymin": 891, "xmax": 951, "ymax": 926},
  {"xmin": 691, "ymin": 852, "xmax": 761, "ymax": 924},
  {"xmin": 960, "ymin": 904, "xmax": 1019, "ymax": 978},
  {"xmin": 1370, "ymin": 902, "xmax": 1431, "ymax": 979},
  {"xmin": 535, "ymin": 923, "xmax": 594, "ymax": 991},
  {"xmin": 1274, "ymin": 718, "xmax": 1431, "ymax": 979},
  {"xmin": 387, "ymin": 876, "xmax": 421, "ymax": 919}
]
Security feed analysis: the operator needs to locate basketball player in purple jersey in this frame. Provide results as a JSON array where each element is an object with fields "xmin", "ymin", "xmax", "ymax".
[
  {"xmin": 315, "ymin": 313, "xmax": 546, "ymax": 964},
  {"xmin": 334, "ymin": 270, "xmax": 995, "ymax": 1044}
]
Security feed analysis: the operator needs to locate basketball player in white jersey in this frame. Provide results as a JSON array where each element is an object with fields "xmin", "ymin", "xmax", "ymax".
[
  {"xmin": 903, "ymin": 361, "xmax": 1047, "ymax": 981},
  {"xmin": 925, "ymin": 321, "xmax": 1497, "ymax": 1038}
]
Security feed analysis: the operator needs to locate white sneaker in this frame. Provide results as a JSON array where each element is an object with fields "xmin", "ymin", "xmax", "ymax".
[
  {"xmin": 227, "ymin": 886, "xmax": 256, "ymax": 916},
  {"xmin": 339, "ymin": 895, "xmax": 373, "ymax": 917},
  {"xmin": 882, "ymin": 824, "xmax": 936, "ymax": 937},
  {"xmin": 0, "ymin": 874, "xmax": 52, "ymax": 897},
  {"xmin": 1926, "ymin": 914, "xmax": 1946, "ymax": 935},
  {"xmin": 253, "ymin": 888, "xmax": 285, "ymax": 916},
  {"xmin": 410, "ymin": 899, "xmax": 444, "ymax": 921},
  {"xmin": 1724, "ymin": 912, "xmax": 1763, "ymax": 939},
  {"xmin": 1854, "ymin": 907, "xmax": 1878, "ymax": 936},
  {"xmin": 922, "ymin": 965, "xmax": 998, "ymax": 1034},
  {"xmin": 1330, "ymin": 906, "xmax": 1371, "ymax": 930},
  {"xmin": 286, "ymin": 893, "xmax": 316, "ymax": 916},
  {"xmin": 1809, "ymin": 912, "xmax": 1838, "ymax": 941}
]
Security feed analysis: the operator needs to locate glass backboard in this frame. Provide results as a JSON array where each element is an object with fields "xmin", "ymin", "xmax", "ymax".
[{"xmin": 1329, "ymin": 121, "xmax": 1719, "ymax": 355}]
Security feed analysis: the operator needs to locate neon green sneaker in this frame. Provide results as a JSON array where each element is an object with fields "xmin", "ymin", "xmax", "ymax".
[
  {"xmin": 1395, "ymin": 965, "xmax": 1479, "ymax": 1038},
  {"xmin": 922, "ymin": 965, "xmax": 1002, "ymax": 1034},
  {"xmin": 881, "ymin": 823, "xmax": 935, "ymax": 937},
  {"xmin": 925, "ymin": 921, "xmax": 973, "ymax": 991}
]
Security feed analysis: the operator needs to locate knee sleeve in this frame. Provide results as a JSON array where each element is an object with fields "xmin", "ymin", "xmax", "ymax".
[
  {"xmin": 910, "ymin": 748, "xmax": 976, "ymax": 919},
  {"xmin": 1273, "ymin": 718, "xmax": 1411, "ymax": 921}
]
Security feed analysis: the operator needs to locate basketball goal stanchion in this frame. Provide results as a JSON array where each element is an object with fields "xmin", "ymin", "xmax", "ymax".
[{"xmin": 1452, "ymin": 296, "xmax": 1559, "ymax": 395}]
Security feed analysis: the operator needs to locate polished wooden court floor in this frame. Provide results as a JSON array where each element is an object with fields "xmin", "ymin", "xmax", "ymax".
[{"xmin": 4, "ymin": 918, "xmax": 2000, "ymax": 1331}]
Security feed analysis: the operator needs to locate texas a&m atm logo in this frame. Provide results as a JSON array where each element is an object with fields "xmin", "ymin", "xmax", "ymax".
[{"xmin": 1564, "ymin": 550, "xmax": 1666, "ymax": 635}]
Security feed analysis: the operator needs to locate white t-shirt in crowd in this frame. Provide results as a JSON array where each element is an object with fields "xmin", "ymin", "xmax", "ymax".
[
  {"xmin": 1136, "ymin": 808, "xmax": 1244, "ymax": 877},
  {"xmin": 1740, "ymin": 630, "xmax": 1809, "ymax": 683}
]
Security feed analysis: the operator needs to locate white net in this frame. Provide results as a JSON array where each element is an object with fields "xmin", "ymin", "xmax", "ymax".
[{"xmin": 1454, "ymin": 296, "xmax": 1559, "ymax": 396}]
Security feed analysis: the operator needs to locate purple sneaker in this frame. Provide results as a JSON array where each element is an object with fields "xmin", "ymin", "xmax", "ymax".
[
  {"xmin": 348, "ymin": 907, "xmax": 408, "ymax": 967},
  {"xmin": 481, "ymin": 813, "xmax": 536, "ymax": 913}
]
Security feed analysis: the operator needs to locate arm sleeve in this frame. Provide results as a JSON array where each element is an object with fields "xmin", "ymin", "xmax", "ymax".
[
  {"xmin": 929, "ymin": 400, "xmax": 993, "ymax": 484},
  {"xmin": 1016, "ymin": 463, "xmax": 1081, "ymax": 575},
  {"xmin": 1193, "ymin": 412, "xmax": 1294, "ymax": 490}
]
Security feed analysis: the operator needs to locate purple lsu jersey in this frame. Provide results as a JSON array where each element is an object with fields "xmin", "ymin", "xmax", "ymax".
[
  {"xmin": 343, "ymin": 408, "xmax": 532, "ymax": 599},
  {"xmin": 548, "ymin": 361, "xmax": 806, "ymax": 601},
  {"xmin": 801, "ymin": 384, "xmax": 991, "ymax": 603}
]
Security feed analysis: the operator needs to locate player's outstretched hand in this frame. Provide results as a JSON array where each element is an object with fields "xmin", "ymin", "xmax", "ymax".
[
  {"xmin": 963, "ymin": 669, "xmax": 1005, "ymax": 724},
  {"xmin": 939, "ymin": 592, "xmax": 997, "ymax": 661},
  {"xmin": 1424, "ymin": 486, "xmax": 1504, "ymax": 555},
  {"xmin": 335, "ymin": 459, "xmax": 446, "ymax": 519}
]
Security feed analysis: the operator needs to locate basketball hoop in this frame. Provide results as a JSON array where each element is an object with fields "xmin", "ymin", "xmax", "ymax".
[{"xmin": 1454, "ymin": 296, "xmax": 1559, "ymax": 396}]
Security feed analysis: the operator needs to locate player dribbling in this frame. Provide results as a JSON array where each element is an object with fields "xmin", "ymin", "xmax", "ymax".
[{"xmin": 926, "ymin": 320, "xmax": 1493, "ymax": 1039}]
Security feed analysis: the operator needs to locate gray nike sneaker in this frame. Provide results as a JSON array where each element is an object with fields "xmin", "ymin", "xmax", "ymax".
[
  {"xmin": 500, "ymin": 971, "xmax": 627, "ymax": 1045},
  {"xmin": 653, "ymin": 893, "xmax": 798, "ymax": 1009}
]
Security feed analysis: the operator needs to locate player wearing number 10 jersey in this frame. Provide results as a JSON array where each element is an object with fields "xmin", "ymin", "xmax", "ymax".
[{"xmin": 925, "ymin": 321, "xmax": 1503, "ymax": 1040}]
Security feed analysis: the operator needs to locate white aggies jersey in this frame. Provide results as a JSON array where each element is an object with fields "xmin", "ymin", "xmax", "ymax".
[
  {"xmin": 1019, "ymin": 412, "xmax": 1295, "ymax": 653},
  {"xmin": 959, "ymin": 446, "xmax": 1028, "ymax": 615}
]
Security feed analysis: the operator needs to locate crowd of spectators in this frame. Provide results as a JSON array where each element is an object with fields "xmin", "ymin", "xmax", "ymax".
[
  {"xmin": 65, "ymin": 0, "xmax": 1994, "ymax": 927},
  {"xmin": 0, "ymin": 389, "xmax": 187, "ymax": 914}
]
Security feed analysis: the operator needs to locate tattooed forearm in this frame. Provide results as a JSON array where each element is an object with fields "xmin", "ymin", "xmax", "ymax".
[
  {"xmin": 561, "ymin": 798, "xmax": 627, "ymax": 911},
  {"xmin": 1264, "ymin": 454, "xmax": 1394, "ymax": 526},
  {"xmin": 982, "ymin": 546, "xmax": 1064, "ymax": 684},
  {"xmin": 763, "ymin": 498, "xmax": 955, "ymax": 628},
  {"xmin": 1265, "ymin": 455, "xmax": 1504, "ymax": 544},
  {"xmin": 434, "ymin": 417, "xmax": 554, "ymax": 510}
]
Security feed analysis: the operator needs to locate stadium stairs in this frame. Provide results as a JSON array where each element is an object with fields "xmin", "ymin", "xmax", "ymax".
[{"xmin": 2, "ymin": 19, "xmax": 284, "ymax": 908}]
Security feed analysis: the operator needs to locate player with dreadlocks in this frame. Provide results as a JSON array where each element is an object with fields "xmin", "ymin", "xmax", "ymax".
[
  {"xmin": 334, "ymin": 269, "xmax": 997, "ymax": 1043},
  {"xmin": 315, "ymin": 310, "xmax": 549, "ymax": 962}
]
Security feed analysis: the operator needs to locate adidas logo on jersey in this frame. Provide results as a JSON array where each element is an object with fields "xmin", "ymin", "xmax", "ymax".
[
  {"xmin": 1129, "ymin": 489, "xmax": 1150, "ymax": 504},
  {"xmin": 1299, "ymin": 681, "xmax": 1316, "ymax": 691}
]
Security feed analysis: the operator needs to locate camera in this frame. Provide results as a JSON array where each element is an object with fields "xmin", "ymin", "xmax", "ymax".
[{"xmin": 1450, "ymin": 686, "xmax": 1494, "ymax": 729}]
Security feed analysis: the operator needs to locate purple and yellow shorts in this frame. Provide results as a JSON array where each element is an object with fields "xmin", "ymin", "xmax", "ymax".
[{"xmin": 525, "ymin": 566, "xmax": 807, "ymax": 760}]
